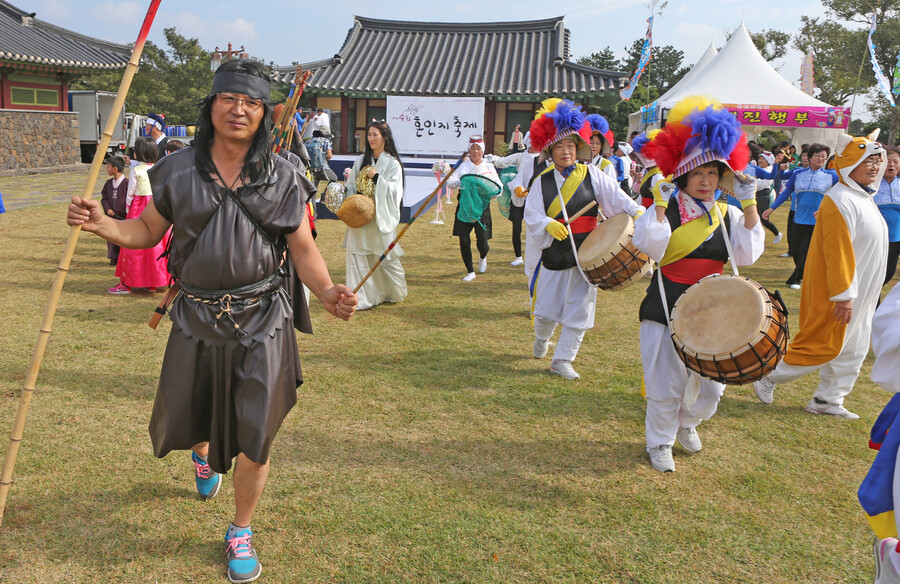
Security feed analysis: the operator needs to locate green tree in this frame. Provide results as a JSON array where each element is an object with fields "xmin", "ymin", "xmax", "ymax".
[
  {"xmin": 72, "ymin": 27, "xmax": 215, "ymax": 125},
  {"xmin": 791, "ymin": 0, "xmax": 900, "ymax": 142},
  {"xmin": 576, "ymin": 47, "xmax": 620, "ymax": 71},
  {"xmin": 590, "ymin": 39, "xmax": 687, "ymax": 140},
  {"xmin": 749, "ymin": 29, "xmax": 791, "ymax": 62},
  {"xmin": 621, "ymin": 39, "xmax": 689, "ymax": 93},
  {"xmin": 793, "ymin": 16, "xmax": 869, "ymax": 106}
]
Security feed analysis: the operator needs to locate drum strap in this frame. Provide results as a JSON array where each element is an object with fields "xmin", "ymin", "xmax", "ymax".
[
  {"xmin": 556, "ymin": 190, "xmax": 595, "ymax": 287},
  {"xmin": 713, "ymin": 202, "xmax": 740, "ymax": 276},
  {"xmin": 656, "ymin": 268, "xmax": 672, "ymax": 324}
]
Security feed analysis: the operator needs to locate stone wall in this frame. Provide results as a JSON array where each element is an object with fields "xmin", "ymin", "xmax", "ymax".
[{"xmin": 0, "ymin": 110, "xmax": 80, "ymax": 171}]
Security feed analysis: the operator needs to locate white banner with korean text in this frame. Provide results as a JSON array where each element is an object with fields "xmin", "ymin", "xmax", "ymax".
[{"xmin": 386, "ymin": 96, "xmax": 485, "ymax": 156}]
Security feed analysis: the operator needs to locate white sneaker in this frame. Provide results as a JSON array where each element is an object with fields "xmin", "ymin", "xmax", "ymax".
[
  {"xmin": 753, "ymin": 377, "xmax": 776, "ymax": 405},
  {"xmin": 533, "ymin": 338, "xmax": 550, "ymax": 359},
  {"xmin": 805, "ymin": 398, "xmax": 859, "ymax": 420},
  {"xmin": 874, "ymin": 538, "xmax": 900, "ymax": 584},
  {"xmin": 550, "ymin": 360, "xmax": 580, "ymax": 380},
  {"xmin": 648, "ymin": 445, "xmax": 675, "ymax": 473},
  {"xmin": 789, "ymin": 283, "xmax": 801, "ymax": 290},
  {"xmin": 676, "ymin": 427, "xmax": 702, "ymax": 453},
  {"xmin": 478, "ymin": 258, "xmax": 487, "ymax": 273},
  {"xmin": 510, "ymin": 257, "xmax": 524, "ymax": 266},
  {"xmin": 772, "ymin": 233, "xmax": 783, "ymax": 244},
  {"xmin": 779, "ymin": 252, "xmax": 791, "ymax": 258},
  {"xmin": 462, "ymin": 272, "xmax": 476, "ymax": 282}
]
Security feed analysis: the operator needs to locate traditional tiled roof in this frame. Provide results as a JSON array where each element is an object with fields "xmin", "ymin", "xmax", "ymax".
[
  {"xmin": 0, "ymin": 0, "xmax": 130, "ymax": 71},
  {"xmin": 273, "ymin": 16, "xmax": 626, "ymax": 100}
]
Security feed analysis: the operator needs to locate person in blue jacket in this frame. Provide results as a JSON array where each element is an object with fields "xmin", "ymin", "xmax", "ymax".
[
  {"xmin": 876, "ymin": 146, "xmax": 900, "ymax": 285},
  {"xmin": 763, "ymin": 143, "xmax": 838, "ymax": 289},
  {"xmin": 743, "ymin": 150, "xmax": 785, "ymax": 241}
]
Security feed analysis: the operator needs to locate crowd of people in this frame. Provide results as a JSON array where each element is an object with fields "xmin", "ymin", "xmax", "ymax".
[{"xmin": 75, "ymin": 59, "xmax": 898, "ymax": 583}]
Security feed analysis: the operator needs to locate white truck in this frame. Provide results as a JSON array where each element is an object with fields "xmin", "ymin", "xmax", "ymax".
[{"xmin": 68, "ymin": 90, "xmax": 126, "ymax": 162}]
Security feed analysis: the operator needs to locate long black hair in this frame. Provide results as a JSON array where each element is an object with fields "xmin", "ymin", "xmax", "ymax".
[
  {"xmin": 193, "ymin": 59, "xmax": 274, "ymax": 188},
  {"xmin": 362, "ymin": 120, "xmax": 404, "ymax": 185}
]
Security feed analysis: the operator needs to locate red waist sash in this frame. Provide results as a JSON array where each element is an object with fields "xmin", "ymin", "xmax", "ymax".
[
  {"xmin": 555, "ymin": 215, "xmax": 597, "ymax": 234},
  {"xmin": 660, "ymin": 258, "xmax": 725, "ymax": 285}
]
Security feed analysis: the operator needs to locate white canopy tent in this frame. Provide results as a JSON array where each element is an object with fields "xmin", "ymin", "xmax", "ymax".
[{"xmin": 629, "ymin": 25, "xmax": 849, "ymax": 149}]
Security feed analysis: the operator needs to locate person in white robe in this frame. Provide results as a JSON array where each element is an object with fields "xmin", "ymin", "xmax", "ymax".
[
  {"xmin": 343, "ymin": 121, "xmax": 408, "ymax": 310},
  {"xmin": 508, "ymin": 151, "xmax": 552, "ymax": 282},
  {"xmin": 488, "ymin": 142, "xmax": 538, "ymax": 267},
  {"xmin": 633, "ymin": 96, "xmax": 764, "ymax": 473},
  {"xmin": 585, "ymin": 113, "xmax": 618, "ymax": 183},
  {"xmin": 524, "ymin": 99, "xmax": 642, "ymax": 380}
]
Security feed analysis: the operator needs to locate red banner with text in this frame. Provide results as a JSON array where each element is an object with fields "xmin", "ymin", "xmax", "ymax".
[{"xmin": 725, "ymin": 104, "xmax": 850, "ymax": 129}]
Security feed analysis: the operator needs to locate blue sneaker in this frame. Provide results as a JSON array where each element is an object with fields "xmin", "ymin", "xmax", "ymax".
[
  {"xmin": 191, "ymin": 451, "xmax": 222, "ymax": 500},
  {"xmin": 224, "ymin": 527, "xmax": 261, "ymax": 583}
]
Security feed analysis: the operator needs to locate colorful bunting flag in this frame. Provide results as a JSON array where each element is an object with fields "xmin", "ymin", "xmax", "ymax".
[
  {"xmin": 800, "ymin": 52, "xmax": 815, "ymax": 95},
  {"xmin": 893, "ymin": 53, "xmax": 900, "ymax": 95},
  {"xmin": 868, "ymin": 15, "xmax": 895, "ymax": 106},
  {"xmin": 620, "ymin": 16, "xmax": 654, "ymax": 101}
]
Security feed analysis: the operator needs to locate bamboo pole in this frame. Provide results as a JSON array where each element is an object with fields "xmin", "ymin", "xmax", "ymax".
[
  {"xmin": 274, "ymin": 70, "xmax": 312, "ymax": 154},
  {"xmin": 352, "ymin": 152, "xmax": 468, "ymax": 294},
  {"xmin": 272, "ymin": 65, "xmax": 301, "ymax": 133},
  {"xmin": 0, "ymin": 0, "xmax": 163, "ymax": 529}
]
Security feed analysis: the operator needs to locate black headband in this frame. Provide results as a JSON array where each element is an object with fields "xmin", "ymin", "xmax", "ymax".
[{"xmin": 211, "ymin": 71, "xmax": 271, "ymax": 101}]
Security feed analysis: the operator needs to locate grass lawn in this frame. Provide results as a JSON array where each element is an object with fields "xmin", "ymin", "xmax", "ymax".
[{"xmin": 0, "ymin": 175, "xmax": 896, "ymax": 583}]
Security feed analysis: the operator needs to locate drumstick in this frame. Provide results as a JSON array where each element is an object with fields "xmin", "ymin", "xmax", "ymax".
[{"xmin": 565, "ymin": 200, "xmax": 598, "ymax": 224}]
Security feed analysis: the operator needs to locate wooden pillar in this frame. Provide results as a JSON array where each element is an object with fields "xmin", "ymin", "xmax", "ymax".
[
  {"xmin": 484, "ymin": 99, "xmax": 495, "ymax": 154},
  {"xmin": 0, "ymin": 71, "xmax": 5, "ymax": 109},
  {"xmin": 59, "ymin": 76, "xmax": 67, "ymax": 112},
  {"xmin": 340, "ymin": 94, "xmax": 350, "ymax": 154}
]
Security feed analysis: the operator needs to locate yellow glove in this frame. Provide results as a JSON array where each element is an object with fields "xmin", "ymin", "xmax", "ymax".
[
  {"xmin": 653, "ymin": 176, "xmax": 676, "ymax": 208},
  {"xmin": 545, "ymin": 220, "xmax": 568, "ymax": 241},
  {"xmin": 514, "ymin": 186, "xmax": 528, "ymax": 198}
]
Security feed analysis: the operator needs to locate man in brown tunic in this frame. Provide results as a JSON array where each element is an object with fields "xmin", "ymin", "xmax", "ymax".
[{"xmin": 68, "ymin": 59, "xmax": 357, "ymax": 583}]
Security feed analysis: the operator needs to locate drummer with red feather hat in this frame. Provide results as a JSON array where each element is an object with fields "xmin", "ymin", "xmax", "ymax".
[
  {"xmin": 585, "ymin": 113, "xmax": 619, "ymax": 183},
  {"xmin": 525, "ymin": 99, "xmax": 643, "ymax": 380},
  {"xmin": 632, "ymin": 95, "xmax": 764, "ymax": 473}
]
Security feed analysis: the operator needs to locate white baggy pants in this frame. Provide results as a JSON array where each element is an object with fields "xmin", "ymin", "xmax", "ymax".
[
  {"xmin": 641, "ymin": 321, "xmax": 726, "ymax": 450},
  {"xmin": 534, "ymin": 316, "xmax": 587, "ymax": 362},
  {"xmin": 766, "ymin": 322, "xmax": 870, "ymax": 405}
]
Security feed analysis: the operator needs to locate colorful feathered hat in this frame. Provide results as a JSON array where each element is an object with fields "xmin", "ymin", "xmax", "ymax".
[
  {"xmin": 642, "ymin": 95, "xmax": 750, "ymax": 195},
  {"xmin": 586, "ymin": 113, "xmax": 613, "ymax": 156},
  {"xmin": 631, "ymin": 129, "xmax": 660, "ymax": 167},
  {"xmin": 833, "ymin": 129, "xmax": 886, "ymax": 191},
  {"xmin": 529, "ymin": 98, "xmax": 593, "ymax": 163}
]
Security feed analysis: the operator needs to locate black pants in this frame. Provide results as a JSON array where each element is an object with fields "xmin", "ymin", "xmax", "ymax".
[
  {"xmin": 886, "ymin": 240, "xmax": 900, "ymax": 285},
  {"xmin": 459, "ymin": 230, "xmax": 490, "ymax": 273},
  {"xmin": 786, "ymin": 210, "xmax": 798, "ymax": 258},
  {"xmin": 756, "ymin": 189, "xmax": 780, "ymax": 236},
  {"xmin": 509, "ymin": 204, "xmax": 524, "ymax": 258},
  {"xmin": 787, "ymin": 223, "xmax": 815, "ymax": 285}
]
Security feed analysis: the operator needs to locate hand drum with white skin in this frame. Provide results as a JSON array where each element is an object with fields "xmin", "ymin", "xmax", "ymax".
[
  {"xmin": 577, "ymin": 213, "xmax": 651, "ymax": 291},
  {"xmin": 670, "ymin": 274, "xmax": 789, "ymax": 385}
]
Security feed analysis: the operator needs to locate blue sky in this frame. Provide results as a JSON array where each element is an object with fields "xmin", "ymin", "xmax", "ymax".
[{"xmin": 30, "ymin": 0, "xmax": 849, "ymax": 97}]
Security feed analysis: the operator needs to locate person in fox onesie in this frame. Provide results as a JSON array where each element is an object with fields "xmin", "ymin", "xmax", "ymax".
[{"xmin": 753, "ymin": 130, "xmax": 889, "ymax": 419}]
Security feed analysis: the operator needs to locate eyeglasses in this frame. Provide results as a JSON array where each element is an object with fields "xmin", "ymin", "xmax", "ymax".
[
  {"xmin": 862, "ymin": 157, "xmax": 883, "ymax": 168},
  {"xmin": 216, "ymin": 93, "xmax": 263, "ymax": 111}
]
